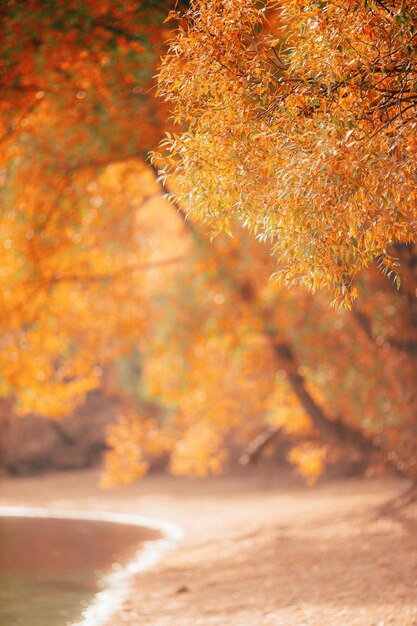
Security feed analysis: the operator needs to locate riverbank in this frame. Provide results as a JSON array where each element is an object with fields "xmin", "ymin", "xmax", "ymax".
[{"xmin": 1, "ymin": 467, "xmax": 416, "ymax": 625}]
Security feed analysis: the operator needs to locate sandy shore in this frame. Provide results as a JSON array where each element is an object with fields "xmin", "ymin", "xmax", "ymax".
[{"xmin": 1, "ymin": 467, "xmax": 416, "ymax": 625}]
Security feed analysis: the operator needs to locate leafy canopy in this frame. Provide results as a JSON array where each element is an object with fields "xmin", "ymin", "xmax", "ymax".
[
  {"xmin": 0, "ymin": 0, "xmax": 170, "ymax": 415},
  {"xmin": 157, "ymin": 0, "xmax": 417, "ymax": 305}
]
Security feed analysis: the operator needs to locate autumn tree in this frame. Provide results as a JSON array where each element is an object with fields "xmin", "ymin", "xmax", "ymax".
[
  {"xmin": 0, "ymin": 0, "xmax": 174, "ymax": 416},
  {"xmin": 103, "ymin": 207, "xmax": 417, "ymax": 484},
  {"xmin": 2, "ymin": 0, "xmax": 416, "ymax": 487},
  {"xmin": 105, "ymin": 0, "xmax": 416, "ymax": 483}
]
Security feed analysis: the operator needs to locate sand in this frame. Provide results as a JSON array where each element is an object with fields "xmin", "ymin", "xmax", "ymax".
[{"xmin": 1, "ymin": 467, "xmax": 416, "ymax": 625}]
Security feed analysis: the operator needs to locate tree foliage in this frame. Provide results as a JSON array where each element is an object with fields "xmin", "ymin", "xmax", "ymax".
[
  {"xmin": 0, "ymin": 0, "xmax": 170, "ymax": 415},
  {"xmin": 157, "ymin": 0, "xmax": 417, "ymax": 305}
]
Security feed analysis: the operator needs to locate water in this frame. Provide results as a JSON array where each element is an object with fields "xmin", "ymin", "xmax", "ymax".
[{"xmin": 0, "ymin": 515, "xmax": 159, "ymax": 626}]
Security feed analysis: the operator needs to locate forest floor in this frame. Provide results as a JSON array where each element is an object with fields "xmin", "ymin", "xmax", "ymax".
[{"xmin": 1, "ymin": 466, "xmax": 416, "ymax": 625}]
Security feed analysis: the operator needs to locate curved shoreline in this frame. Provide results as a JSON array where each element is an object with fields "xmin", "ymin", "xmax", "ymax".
[
  {"xmin": 0, "ymin": 505, "xmax": 184, "ymax": 626},
  {"xmin": 1, "ymin": 471, "xmax": 413, "ymax": 626}
]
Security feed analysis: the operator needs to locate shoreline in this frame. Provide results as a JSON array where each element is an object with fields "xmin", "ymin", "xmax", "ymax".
[
  {"xmin": 0, "ymin": 505, "xmax": 184, "ymax": 626},
  {"xmin": 1, "ymin": 468, "xmax": 416, "ymax": 625}
]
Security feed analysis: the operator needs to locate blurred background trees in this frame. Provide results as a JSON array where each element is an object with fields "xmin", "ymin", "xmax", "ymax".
[{"xmin": 1, "ymin": 0, "xmax": 416, "ymax": 484}]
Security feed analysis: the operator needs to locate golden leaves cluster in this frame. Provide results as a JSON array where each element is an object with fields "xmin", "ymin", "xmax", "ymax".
[
  {"xmin": 0, "ymin": 2, "xmax": 171, "ymax": 417},
  {"xmin": 157, "ymin": 0, "xmax": 417, "ymax": 305}
]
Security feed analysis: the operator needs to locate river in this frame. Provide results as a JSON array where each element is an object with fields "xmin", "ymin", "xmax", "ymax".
[{"xmin": 0, "ymin": 514, "xmax": 161, "ymax": 626}]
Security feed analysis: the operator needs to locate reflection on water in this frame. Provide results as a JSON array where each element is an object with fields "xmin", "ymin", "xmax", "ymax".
[{"xmin": 0, "ymin": 516, "xmax": 159, "ymax": 626}]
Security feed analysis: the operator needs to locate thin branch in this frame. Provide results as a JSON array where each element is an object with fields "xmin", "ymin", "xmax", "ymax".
[
  {"xmin": 37, "ymin": 255, "xmax": 189, "ymax": 287},
  {"xmin": 239, "ymin": 426, "xmax": 282, "ymax": 465},
  {"xmin": 65, "ymin": 151, "xmax": 145, "ymax": 173}
]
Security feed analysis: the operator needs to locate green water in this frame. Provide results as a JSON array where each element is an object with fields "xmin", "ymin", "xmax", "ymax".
[
  {"xmin": 0, "ymin": 569, "xmax": 96, "ymax": 626},
  {"xmin": 0, "ymin": 516, "xmax": 157, "ymax": 626}
]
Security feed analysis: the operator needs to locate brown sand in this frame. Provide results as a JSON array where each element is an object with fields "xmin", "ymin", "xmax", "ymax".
[{"xmin": 1, "ymin": 467, "xmax": 416, "ymax": 625}]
